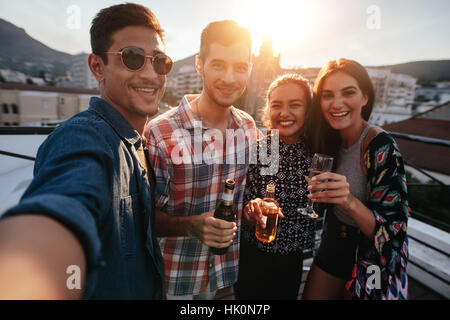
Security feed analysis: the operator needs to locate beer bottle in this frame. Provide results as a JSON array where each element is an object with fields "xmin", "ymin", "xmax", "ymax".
[
  {"xmin": 211, "ymin": 179, "xmax": 236, "ymax": 255},
  {"xmin": 255, "ymin": 183, "xmax": 279, "ymax": 243}
]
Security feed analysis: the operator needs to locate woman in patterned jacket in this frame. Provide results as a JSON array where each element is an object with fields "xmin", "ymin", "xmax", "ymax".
[
  {"xmin": 302, "ymin": 58, "xmax": 409, "ymax": 300},
  {"xmin": 234, "ymin": 74, "xmax": 316, "ymax": 299}
]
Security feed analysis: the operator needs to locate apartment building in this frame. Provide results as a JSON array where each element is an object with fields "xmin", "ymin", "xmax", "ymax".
[
  {"xmin": 173, "ymin": 65, "xmax": 202, "ymax": 98},
  {"xmin": 0, "ymin": 83, "xmax": 98, "ymax": 126},
  {"xmin": 68, "ymin": 53, "xmax": 98, "ymax": 89},
  {"xmin": 367, "ymin": 68, "xmax": 417, "ymax": 126}
]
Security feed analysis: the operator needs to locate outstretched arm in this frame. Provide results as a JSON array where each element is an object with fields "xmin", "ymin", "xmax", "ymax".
[{"xmin": 0, "ymin": 215, "xmax": 86, "ymax": 299}]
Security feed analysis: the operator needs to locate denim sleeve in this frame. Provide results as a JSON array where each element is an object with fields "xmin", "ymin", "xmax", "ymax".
[{"xmin": 1, "ymin": 121, "xmax": 113, "ymax": 273}]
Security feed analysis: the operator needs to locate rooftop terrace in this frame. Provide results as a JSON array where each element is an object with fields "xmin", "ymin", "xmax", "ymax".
[{"xmin": 0, "ymin": 126, "xmax": 448, "ymax": 300}]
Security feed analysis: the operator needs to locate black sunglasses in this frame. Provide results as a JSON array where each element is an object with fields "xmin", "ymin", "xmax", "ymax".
[{"xmin": 104, "ymin": 47, "xmax": 173, "ymax": 75}]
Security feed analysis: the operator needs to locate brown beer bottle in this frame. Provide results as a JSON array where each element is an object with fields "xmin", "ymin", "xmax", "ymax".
[
  {"xmin": 211, "ymin": 179, "xmax": 236, "ymax": 255},
  {"xmin": 255, "ymin": 183, "xmax": 279, "ymax": 243}
]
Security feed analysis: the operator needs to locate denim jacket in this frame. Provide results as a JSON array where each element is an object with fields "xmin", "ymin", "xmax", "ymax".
[{"xmin": 2, "ymin": 97, "xmax": 165, "ymax": 299}]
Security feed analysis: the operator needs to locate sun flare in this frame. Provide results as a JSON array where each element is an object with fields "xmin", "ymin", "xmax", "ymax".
[{"xmin": 235, "ymin": 0, "xmax": 315, "ymax": 57}]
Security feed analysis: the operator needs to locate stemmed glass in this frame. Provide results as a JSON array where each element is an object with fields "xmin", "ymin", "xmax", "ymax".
[{"xmin": 297, "ymin": 153, "xmax": 334, "ymax": 219}]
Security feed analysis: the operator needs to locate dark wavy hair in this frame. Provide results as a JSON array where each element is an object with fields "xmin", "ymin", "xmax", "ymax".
[
  {"xmin": 90, "ymin": 3, "xmax": 164, "ymax": 64},
  {"xmin": 306, "ymin": 58, "xmax": 375, "ymax": 160}
]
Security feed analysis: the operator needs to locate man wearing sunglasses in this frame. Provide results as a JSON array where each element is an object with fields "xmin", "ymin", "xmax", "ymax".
[
  {"xmin": 0, "ymin": 3, "xmax": 169, "ymax": 299},
  {"xmin": 145, "ymin": 20, "xmax": 257, "ymax": 299}
]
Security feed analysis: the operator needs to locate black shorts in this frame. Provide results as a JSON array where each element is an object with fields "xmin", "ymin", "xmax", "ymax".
[{"xmin": 313, "ymin": 212, "xmax": 359, "ymax": 281}]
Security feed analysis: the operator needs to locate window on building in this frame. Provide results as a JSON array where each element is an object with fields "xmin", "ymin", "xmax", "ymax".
[
  {"xmin": 41, "ymin": 99, "xmax": 49, "ymax": 108},
  {"xmin": 13, "ymin": 122, "xmax": 19, "ymax": 126},
  {"xmin": 60, "ymin": 98, "xmax": 65, "ymax": 105},
  {"xmin": 2, "ymin": 103, "xmax": 8, "ymax": 114},
  {"xmin": 4, "ymin": 122, "xmax": 10, "ymax": 126},
  {"xmin": 11, "ymin": 104, "xmax": 18, "ymax": 114}
]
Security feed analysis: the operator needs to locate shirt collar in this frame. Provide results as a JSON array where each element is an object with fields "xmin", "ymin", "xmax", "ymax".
[
  {"xmin": 88, "ymin": 97, "xmax": 142, "ymax": 148},
  {"xmin": 178, "ymin": 94, "xmax": 245, "ymax": 130},
  {"xmin": 178, "ymin": 95, "xmax": 200, "ymax": 130}
]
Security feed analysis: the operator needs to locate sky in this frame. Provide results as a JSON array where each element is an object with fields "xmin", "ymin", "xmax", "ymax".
[{"xmin": 0, "ymin": 0, "xmax": 449, "ymax": 68}]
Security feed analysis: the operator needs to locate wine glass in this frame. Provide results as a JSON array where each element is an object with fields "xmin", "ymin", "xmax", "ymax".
[{"xmin": 297, "ymin": 153, "xmax": 334, "ymax": 219}]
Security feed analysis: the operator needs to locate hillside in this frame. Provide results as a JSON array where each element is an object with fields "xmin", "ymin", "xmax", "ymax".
[
  {"xmin": 373, "ymin": 60, "xmax": 450, "ymax": 82},
  {"xmin": 0, "ymin": 18, "xmax": 72, "ymax": 76},
  {"xmin": 0, "ymin": 17, "xmax": 448, "ymax": 82},
  {"xmin": 171, "ymin": 54, "xmax": 450, "ymax": 83}
]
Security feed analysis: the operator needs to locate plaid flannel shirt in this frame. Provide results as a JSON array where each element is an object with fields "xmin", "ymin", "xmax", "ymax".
[{"xmin": 144, "ymin": 95, "xmax": 257, "ymax": 296}]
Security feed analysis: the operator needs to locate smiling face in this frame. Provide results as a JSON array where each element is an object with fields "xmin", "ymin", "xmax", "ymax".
[
  {"xmin": 269, "ymin": 83, "xmax": 307, "ymax": 144},
  {"xmin": 320, "ymin": 71, "xmax": 368, "ymax": 136},
  {"xmin": 90, "ymin": 25, "xmax": 166, "ymax": 130},
  {"xmin": 196, "ymin": 42, "xmax": 251, "ymax": 108}
]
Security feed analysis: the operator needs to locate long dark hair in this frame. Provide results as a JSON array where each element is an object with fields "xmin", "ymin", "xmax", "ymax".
[{"xmin": 305, "ymin": 58, "xmax": 375, "ymax": 161}]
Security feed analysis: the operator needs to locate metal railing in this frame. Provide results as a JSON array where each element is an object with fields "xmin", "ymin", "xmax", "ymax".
[
  {"xmin": 389, "ymin": 131, "xmax": 450, "ymax": 233},
  {"xmin": 0, "ymin": 126, "xmax": 55, "ymax": 135},
  {"xmin": 0, "ymin": 126, "xmax": 56, "ymax": 161},
  {"xmin": 389, "ymin": 131, "xmax": 449, "ymax": 297},
  {"xmin": 390, "ymin": 132, "xmax": 450, "ymax": 148}
]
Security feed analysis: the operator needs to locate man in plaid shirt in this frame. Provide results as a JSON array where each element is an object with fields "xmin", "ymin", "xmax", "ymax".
[{"xmin": 144, "ymin": 20, "xmax": 257, "ymax": 298}]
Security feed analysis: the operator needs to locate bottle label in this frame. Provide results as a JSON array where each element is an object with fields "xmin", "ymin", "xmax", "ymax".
[
  {"xmin": 263, "ymin": 202, "xmax": 278, "ymax": 211},
  {"xmin": 222, "ymin": 192, "xmax": 233, "ymax": 202}
]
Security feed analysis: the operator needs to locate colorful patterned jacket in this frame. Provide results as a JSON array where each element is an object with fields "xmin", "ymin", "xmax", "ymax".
[{"xmin": 348, "ymin": 132, "xmax": 409, "ymax": 300}]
